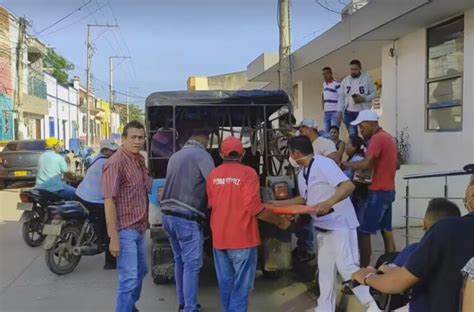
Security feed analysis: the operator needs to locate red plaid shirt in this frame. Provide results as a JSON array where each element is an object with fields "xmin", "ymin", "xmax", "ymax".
[{"xmin": 102, "ymin": 147, "xmax": 152, "ymax": 232}]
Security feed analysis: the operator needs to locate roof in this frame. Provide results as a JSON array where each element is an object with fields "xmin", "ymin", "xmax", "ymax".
[{"xmin": 146, "ymin": 90, "xmax": 290, "ymax": 107}]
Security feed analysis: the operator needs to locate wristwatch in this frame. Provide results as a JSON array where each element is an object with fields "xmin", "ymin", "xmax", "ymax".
[{"xmin": 364, "ymin": 272, "xmax": 376, "ymax": 286}]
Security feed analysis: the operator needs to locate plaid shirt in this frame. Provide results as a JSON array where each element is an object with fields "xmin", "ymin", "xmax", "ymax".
[{"xmin": 102, "ymin": 147, "xmax": 152, "ymax": 232}]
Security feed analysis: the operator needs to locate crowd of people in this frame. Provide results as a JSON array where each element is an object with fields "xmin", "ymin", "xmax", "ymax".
[{"xmin": 28, "ymin": 60, "xmax": 474, "ymax": 312}]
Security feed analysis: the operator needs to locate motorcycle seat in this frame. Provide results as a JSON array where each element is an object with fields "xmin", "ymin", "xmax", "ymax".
[
  {"xmin": 48, "ymin": 201, "xmax": 90, "ymax": 217},
  {"xmin": 24, "ymin": 189, "xmax": 63, "ymax": 203}
]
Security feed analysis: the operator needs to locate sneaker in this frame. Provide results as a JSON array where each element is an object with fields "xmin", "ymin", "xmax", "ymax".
[
  {"xmin": 179, "ymin": 304, "xmax": 201, "ymax": 312},
  {"xmin": 293, "ymin": 249, "xmax": 316, "ymax": 263}
]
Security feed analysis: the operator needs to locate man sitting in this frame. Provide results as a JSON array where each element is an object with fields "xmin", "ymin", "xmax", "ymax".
[
  {"xmin": 378, "ymin": 198, "xmax": 461, "ymax": 312},
  {"xmin": 35, "ymin": 138, "xmax": 77, "ymax": 200}
]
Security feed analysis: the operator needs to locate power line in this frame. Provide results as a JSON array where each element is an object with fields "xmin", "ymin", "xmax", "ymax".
[
  {"xmin": 314, "ymin": 0, "xmax": 344, "ymax": 14},
  {"xmin": 36, "ymin": 0, "xmax": 92, "ymax": 35}
]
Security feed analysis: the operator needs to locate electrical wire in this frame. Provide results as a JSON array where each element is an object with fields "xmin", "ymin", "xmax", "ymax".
[{"xmin": 36, "ymin": 0, "xmax": 92, "ymax": 35}]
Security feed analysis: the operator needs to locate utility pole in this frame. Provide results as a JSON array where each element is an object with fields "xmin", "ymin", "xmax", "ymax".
[
  {"xmin": 278, "ymin": 0, "xmax": 293, "ymax": 102},
  {"xmin": 126, "ymin": 87, "xmax": 139, "ymax": 124},
  {"xmin": 109, "ymin": 56, "xmax": 130, "ymax": 137},
  {"xmin": 14, "ymin": 17, "xmax": 28, "ymax": 140},
  {"xmin": 85, "ymin": 23, "xmax": 117, "ymax": 146}
]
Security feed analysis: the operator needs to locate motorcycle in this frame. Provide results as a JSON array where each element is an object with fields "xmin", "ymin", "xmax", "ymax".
[
  {"xmin": 17, "ymin": 189, "xmax": 64, "ymax": 247},
  {"xmin": 43, "ymin": 200, "xmax": 107, "ymax": 275}
]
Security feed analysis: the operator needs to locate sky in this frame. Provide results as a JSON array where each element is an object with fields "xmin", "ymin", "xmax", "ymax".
[{"xmin": 2, "ymin": 0, "xmax": 345, "ymax": 106}]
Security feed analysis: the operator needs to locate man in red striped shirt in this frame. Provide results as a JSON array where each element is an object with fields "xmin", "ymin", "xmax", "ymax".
[{"xmin": 103, "ymin": 121, "xmax": 152, "ymax": 312}]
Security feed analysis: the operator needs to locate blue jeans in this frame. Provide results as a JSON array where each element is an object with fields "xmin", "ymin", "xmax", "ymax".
[
  {"xmin": 162, "ymin": 215, "xmax": 203, "ymax": 312},
  {"xmin": 295, "ymin": 214, "xmax": 315, "ymax": 253},
  {"xmin": 55, "ymin": 183, "xmax": 77, "ymax": 200},
  {"xmin": 116, "ymin": 229, "xmax": 148, "ymax": 312},
  {"xmin": 213, "ymin": 248, "xmax": 258, "ymax": 312},
  {"xmin": 323, "ymin": 111, "xmax": 341, "ymax": 134},
  {"xmin": 358, "ymin": 190, "xmax": 396, "ymax": 234},
  {"xmin": 343, "ymin": 110, "xmax": 360, "ymax": 137}
]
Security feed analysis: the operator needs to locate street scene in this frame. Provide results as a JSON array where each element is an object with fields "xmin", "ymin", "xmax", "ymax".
[{"xmin": 1, "ymin": 1, "xmax": 474, "ymax": 312}]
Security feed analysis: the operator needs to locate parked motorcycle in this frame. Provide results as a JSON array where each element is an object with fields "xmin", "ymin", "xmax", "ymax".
[
  {"xmin": 43, "ymin": 201, "xmax": 107, "ymax": 275},
  {"xmin": 17, "ymin": 189, "xmax": 64, "ymax": 247}
]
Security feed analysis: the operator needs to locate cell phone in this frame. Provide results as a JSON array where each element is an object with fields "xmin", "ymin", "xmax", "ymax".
[
  {"xmin": 351, "ymin": 94, "xmax": 358, "ymax": 98},
  {"xmin": 317, "ymin": 208, "xmax": 335, "ymax": 216}
]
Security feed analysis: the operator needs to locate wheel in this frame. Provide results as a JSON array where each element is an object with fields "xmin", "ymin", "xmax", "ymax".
[
  {"xmin": 151, "ymin": 242, "xmax": 175, "ymax": 285},
  {"xmin": 45, "ymin": 225, "xmax": 82, "ymax": 275},
  {"xmin": 21, "ymin": 215, "xmax": 46, "ymax": 247}
]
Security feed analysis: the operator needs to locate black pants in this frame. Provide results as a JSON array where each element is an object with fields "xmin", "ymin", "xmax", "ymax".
[{"xmin": 79, "ymin": 200, "xmax": 115, "ymax": 266}]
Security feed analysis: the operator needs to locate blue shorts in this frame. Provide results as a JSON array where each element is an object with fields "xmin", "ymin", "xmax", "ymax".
[{"xmin": 358, "ymin": 190, "xmax": 395, "ymax": 234}]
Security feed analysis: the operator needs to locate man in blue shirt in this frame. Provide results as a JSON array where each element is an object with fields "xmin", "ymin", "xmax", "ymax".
[
  {"xmin": 35, "ymin": 138, "xmax": 77, "ymax": 200},
  {"xmin": 76, "ymin": 139, "xmax": 119, "ymax": 269}
]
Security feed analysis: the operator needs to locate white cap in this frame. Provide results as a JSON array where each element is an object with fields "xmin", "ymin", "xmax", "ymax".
[
  {"xmin": 100, "ymin": 139, "xmax": 119, "ymax": 151},
  {"xmin": 350, "ymin": 110, "xmax": 379, "ymax": 126},
  {"xmin": 294, "ymin": 118, "xmax": 318, "ymax": 130}
]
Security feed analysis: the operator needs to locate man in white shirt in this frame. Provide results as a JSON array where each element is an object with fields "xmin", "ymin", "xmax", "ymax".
[
  {"xmin": 275, "ymin": 135, "xmax": 379, "ymax": 312},
  {"xmin": 338, "ymin": 60, "xmax": 376, "ymax": 136},
  {"xmin": 322, "ymin": 67, "xmax": 342, "ymax": 134},
  {"xmin": 295, "ymin": 118, "xmax": 338, "ymax": 162}
]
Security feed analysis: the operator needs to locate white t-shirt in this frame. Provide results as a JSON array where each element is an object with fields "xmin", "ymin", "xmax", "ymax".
[
  {"xmin": 312, "ymin": 136, "xmax": 337, "ymax": 157},
  {"xmin": 298, "ymin": 155, "xmax": 359, "ymax": 230}
]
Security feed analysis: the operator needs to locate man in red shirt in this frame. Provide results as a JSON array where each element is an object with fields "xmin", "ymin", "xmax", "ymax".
[
  {"xmin": 207, "ymin": 136, "xmax": 290, "ymax": 312},
  {"xmin": 344, "ymin": 110, "xmax": 399, "ymax": 267}
]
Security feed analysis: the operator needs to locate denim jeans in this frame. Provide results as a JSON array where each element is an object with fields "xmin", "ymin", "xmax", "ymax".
[
  {"xmin": 323, "ymin": 111, "xmax": 341, "ymax": 135},
  {"xmin": 359, "ymin": 190, "xmax": 396, "ymax": 234},
  {"xmin": 116, "ymin": 229, "xmax": 148, "ymax": 312},
  {"xmin": 55, "ymin": 183, "xmax": 77, "ymax": 200},
  {"xmin": 162, "ymin": 215, "xmax": 203, "ymax": 312},
  {"xmin": 213, "ymin": 248, "xmax": 258, "ymax": 312},
  {"xmin": 295, "ymin": 214, "xmax": 315, "ymax": 253},
  {"xmin": 343, "ymin": 110, "xmax": 360, "ymax": 137}
]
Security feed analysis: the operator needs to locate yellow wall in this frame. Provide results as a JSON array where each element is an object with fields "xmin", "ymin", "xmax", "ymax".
[{"xmin": 96, "ymin": 99, "xmax": 111, "ymax": 139}]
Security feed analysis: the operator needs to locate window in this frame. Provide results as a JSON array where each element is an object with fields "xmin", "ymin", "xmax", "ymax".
[{"xmin": 426, "ymin": 16, "xmax": 464, "ymax": 131}]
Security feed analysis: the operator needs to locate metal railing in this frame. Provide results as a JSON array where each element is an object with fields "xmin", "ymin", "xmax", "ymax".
[{"xmin": 403, "ymin": 167, "xmax": 472, "ymax": 246}]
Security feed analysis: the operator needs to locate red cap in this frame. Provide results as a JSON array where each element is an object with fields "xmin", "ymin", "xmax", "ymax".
[{"xmin": 221, "ymin": 136, "xmax": 244, "ymax": 157}]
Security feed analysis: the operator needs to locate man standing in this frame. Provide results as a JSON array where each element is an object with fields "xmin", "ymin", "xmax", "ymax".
[
  {"xmin": 103, "ymin": 121, "xmax": 152, "ymax": 312},
  {"xmin": 322, "ymin": 67, "xmax": 342, "ymax": 134},
  {"xmin": 160, "ymin": 128, "xmax": 215, "ymax": 312},
  {"xmin": 36, "ymin": 137, "xmax": 77, "ymax": 200},
  {"xmin": 339, "ymin": 60, "xmax": 376, "ymax": 136},
  {"xmin": 207, "ymin": 136, "xmax": 291, "ymax": 312},
  {"xmin": 275, "ymin": 136, "xmax": 379, "ymax": 312},
  {"xmin": 344, "ymin": 110, "xmax": 398, "ymax": 267},
  {"xmin": 293, "ymin": 118, "xmax": 338, "ymax": 262},
  {"xmin": 76, "ymin": 139, "xmax": 119, "ymax": 270}
]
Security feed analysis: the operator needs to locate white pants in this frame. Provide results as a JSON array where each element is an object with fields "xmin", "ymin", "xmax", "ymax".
[{"xmin": 315, "ymin": 227, "xmax": 380, "ymax": 312}]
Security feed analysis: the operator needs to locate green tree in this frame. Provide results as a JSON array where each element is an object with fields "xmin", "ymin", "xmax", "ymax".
[
  {"xmin": 119, "ymin": 104, "xmax": 144, "ymax": 125},
  {"xmin": 43, "ymin": 49, "xmax": 74, "ymax": 85}
]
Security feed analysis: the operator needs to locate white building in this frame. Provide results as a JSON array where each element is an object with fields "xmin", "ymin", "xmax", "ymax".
[
  {"xmin": 44, "ymin": 73, "xmax": 79, "ymax": 149},
  {"xmin": 245, "ymin": 0, "xmax": 474, "ymax": 226}
]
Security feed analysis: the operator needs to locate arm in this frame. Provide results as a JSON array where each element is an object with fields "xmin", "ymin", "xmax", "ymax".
[
  {"xmin": 326, "ymin": 151, "xmax": 340, "ymax": 165},
  {"xmin": 257, "ymin": 208, "xmax": 291, "ymax": 230},
  {"xmin": 270, "ymin": 196, "xmax": 306, "ymax": 206},
  {"xmin": 363, "ymin": 75, "xmax": 377, "ymax": 103},
  {"xmin": 336, "ymin": 141, "xmax": 345, "ymax": 162},
  {"xmin": 105, "ymin": 198, "xmax": 120, "ymax": 257},
  {"xmin": 353, "ymin": 267, "xmax": 419, "ymax": 294},
  {"xmin": 199, "ymin": 154, "xmax": 216, "ymax": 181},
  {"xmin": 313, "ymin": 180, "xmax": 355, "ymax": 215},
  {"xmin": 102, "ymin": 162, "xmax": 122, "ymax": 257},
  {"xmin": 337, "ymin": 79, "xmax": 346, "ymax": 112},
  {"xmin": 345, "ymin": 155, "xmax": 376, "ymax": 171}
]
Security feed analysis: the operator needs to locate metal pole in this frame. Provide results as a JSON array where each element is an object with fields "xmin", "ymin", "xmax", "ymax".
[
  {"xmin": 278, "ymin": 0, "xmax": 293, "ymax": 100},
  {"xmin": 85, "ymin": 25, "xmax": 91, "ymax": 146},
  {"xmin": 109, "ymin": 56, "xmax": 113, "ymax": 139},
  {"xmin": 126, "ymin": 88, "xmax": 130, "ymax": 123},
  {"xmin": 444, "ymin": 176, "xmax": 448, "ymax": 198},
  {"xmin": 405, "ymin": 180, "xmax": 410, "ymax": 247}
]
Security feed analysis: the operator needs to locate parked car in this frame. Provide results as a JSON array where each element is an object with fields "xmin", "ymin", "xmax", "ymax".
[{"xmin": 0, "ymin": 139, "xmax": 47, "ymax": 189}]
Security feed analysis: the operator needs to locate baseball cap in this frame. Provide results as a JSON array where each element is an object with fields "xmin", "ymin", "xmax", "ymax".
[
  {"xmin": 350, "ymin": 110, "xmax": 379, "ymax": 126},
  {"xmin": 294, "ymin": 118, "xmax": 318, "ymax": 130},
  {"xmin": 45, "ymin": 137, "xmax": 64, "ymax": 149},
  {"xmin": 221, "ymin": 136, "xmax": 244, "ymax": 157},
  {"xmin": 100, "ymin": 139, "xmax": 119, "ymax": 151}
]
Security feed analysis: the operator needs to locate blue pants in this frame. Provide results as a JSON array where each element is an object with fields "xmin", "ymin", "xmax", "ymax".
[
  {"xmin": 163, "ymin": 215, "xmax": 203, "ymax": 312},
  {"xmin": 213, "ymin": 248, "xmax": 258, "ymax": 312},
  {"xmin": 55, "ymin": 183, "xmax": 77, "ymax": 200},
  {"xmin": 343, "ymin": 110, "xmax": 360, "ymax": 137},
  {"xmin": 116, "ymin": 229, "xmax": 148, "ymax": 312},
  {"xmin": 295, "ymin": 214, "xmax": 315, "ymax": 253},
  {"xmin": 323, "ymin": 111, "xmax": 340, "ymax": 135},
  {"xmin": 358, "ymin": 190, "xmax": 395, "ymax": 234}
]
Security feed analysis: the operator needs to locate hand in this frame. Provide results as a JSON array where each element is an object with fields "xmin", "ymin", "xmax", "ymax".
[
  {"xmin": 336, "ymin": 111, "xmax": 343, "ymax": 124},
  {"xmin": 378, "ymin": 264, "xmax": 394, "ymax": 274},
  {"xmin": 353, "ymin": 95, "xmax": 365, "ymax": 104},
  {"xmin": 352, "ymin": 266, "xmax": 377, "ymax": 285},
  {"xmin": 109, "ymin": 237, "xmax": 120, "ymax": 258},
  {"xmin": 277, "ymin": 215, "xmax": 293, "ymax": 230},
  {"xmin": 313, "ymin": 200, "xmax": 333, "ymax": 216},
  {"xmin": 341, "ymin": 161, "xmax": 350, "ymax": 170}
]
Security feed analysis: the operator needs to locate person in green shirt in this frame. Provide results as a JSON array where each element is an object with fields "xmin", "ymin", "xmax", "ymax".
[{"xmin": 35, "ymin": 138, "xmax": 77, "ymax": 200}]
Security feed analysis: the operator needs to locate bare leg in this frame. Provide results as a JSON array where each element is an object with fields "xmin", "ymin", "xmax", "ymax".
[
  {"xmin": 381, "ymin": 230, "xmax": 396, "ymax": 253},
  {"xmin": 359, "ymin": 233, "xmax": 372, "ymax": 267}
]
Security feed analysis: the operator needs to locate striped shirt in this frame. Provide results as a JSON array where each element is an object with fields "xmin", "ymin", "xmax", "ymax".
[
  {"xmin": 102, "ymin": 147, "xmax": 152, "ymax": 232},
  {"xmin": 323, "ymin": 80, "xmax": 341, "ymax": 112}
]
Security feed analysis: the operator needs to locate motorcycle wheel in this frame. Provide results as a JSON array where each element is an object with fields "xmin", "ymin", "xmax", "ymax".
[
  {"xmin": 45, "ymin": 225, "xmax": 82, "ymax": 275},
  {"xmin": 22, "ymin": 215, "xmax": 46, "ymax": 247}
]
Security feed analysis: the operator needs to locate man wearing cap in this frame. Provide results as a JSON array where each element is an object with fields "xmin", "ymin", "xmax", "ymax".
[
  {"xmin": 207, "ymin": 136, "xmax": 291, "ymax": 312},
  {"xmin": 344, "ymin": 110, "xmax": 399, "ymax": 267},
  {"xmin": 35, "ymin": 137, "xmax": 77, "ymax": 200},
  {"xmin": 76, "ymin": 139, "xmax": 119, "ymax": 270},
  {"xmin": 161, "ymin": 128, "xmax": 215, "ymax": 312},
  {"xmin": 294, "ymin": 118, "xmax": 339, "ymax": 263}
]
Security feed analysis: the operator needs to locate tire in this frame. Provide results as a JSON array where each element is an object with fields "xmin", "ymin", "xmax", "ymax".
[
  {"xmin": 151, "ymin": 242, "xmax": 175, "ymax": 285},
  {"xmin": 22, "ymin": 216, "xmax": 46, "ymax": 247},
  {"xmin": 45, "ymin": 224, "xmax": 82, "ymax": 275}
]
